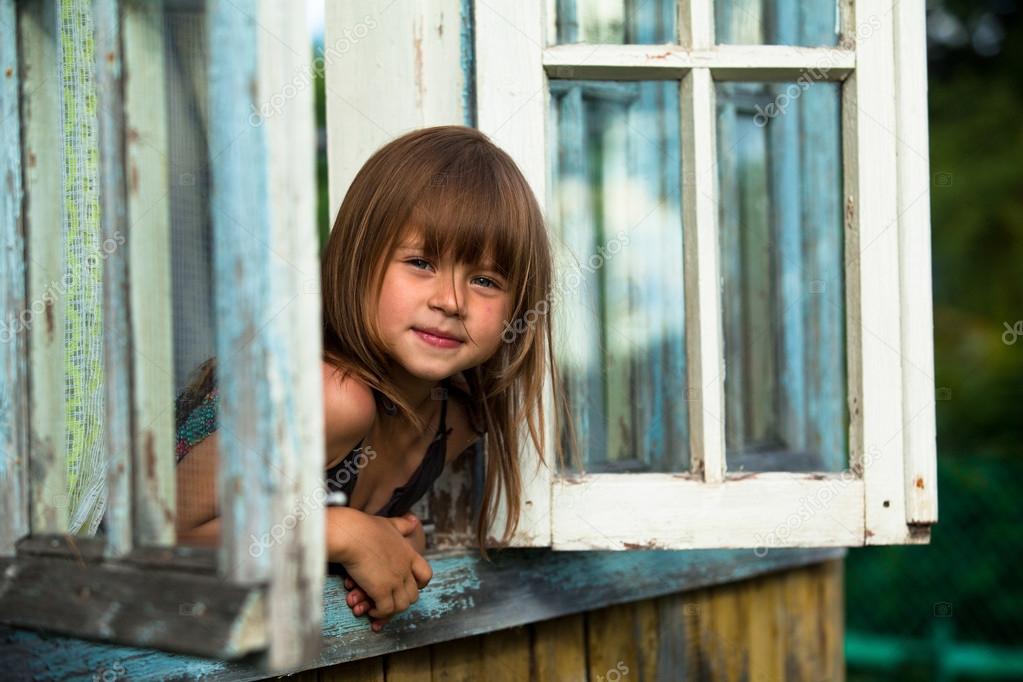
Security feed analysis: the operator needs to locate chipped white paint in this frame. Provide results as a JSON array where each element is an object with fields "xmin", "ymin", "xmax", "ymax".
[
  {"xmin": 15, "ymin": 0, "xmax": 64, "ymax": 541},
  {"xmin": 552, "ymin": 472, "xmax": 865, "ymax": 550},
  {"xmin": 123, "ymin": 0, "xmax": 176, "ymax": 547},
  {"xmin": 324, "ymin": 0, "xmax": 466, "ymax": 223},
  {"xmin": 475, "ymin": 0, "xmax": 554, "ymax": 547},
  {"xmin": 543, "ymin": 43, "xmax": 855, "ymax": 81},
  {"xmin": 893, "ymin": 0, "xmax": 938, "ymax": 525}
]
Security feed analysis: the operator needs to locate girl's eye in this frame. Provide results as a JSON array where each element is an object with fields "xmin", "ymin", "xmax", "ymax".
[
  {"xmin": 407, "ymin": 258, "xmax": 433, "ymax": 270},
  {"xmin": 472, "ymin": 276, "xmax": 499, "ymax": 289}
]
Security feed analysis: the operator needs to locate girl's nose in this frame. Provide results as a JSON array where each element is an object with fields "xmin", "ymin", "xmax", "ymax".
[{"xmin": 428, "ymin": 271, "xmax": 466, "ymax": 317}]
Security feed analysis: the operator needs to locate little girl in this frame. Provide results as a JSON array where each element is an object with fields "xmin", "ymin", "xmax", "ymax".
[{"xmin": 174, "ymin": 125, "xmax": 568, "ymax": 633}]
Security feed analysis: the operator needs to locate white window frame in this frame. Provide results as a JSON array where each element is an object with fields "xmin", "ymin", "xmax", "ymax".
[{"xmin": 475, "ymin": 0, "xmax": 938, "ymax": 550}]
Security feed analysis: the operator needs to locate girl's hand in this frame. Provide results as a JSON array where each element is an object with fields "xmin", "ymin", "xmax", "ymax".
[
  {"xmin": 327, "ymin": 509, "xmax": 433, "ymax": 624},
  {"xmin": 344, "ymin": 512, "xmax": 426, "ymax": 631}
]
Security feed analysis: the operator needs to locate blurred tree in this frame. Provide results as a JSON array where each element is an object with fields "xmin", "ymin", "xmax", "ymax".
[{"xmin": 926, "ymin": 0, "xmax": 1023, "ymax": 457}]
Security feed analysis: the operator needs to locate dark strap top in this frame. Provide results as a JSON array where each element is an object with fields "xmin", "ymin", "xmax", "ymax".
[
  {"xmin": 325, "ymin": 384, "xmax": 453, "ymax": 518},
  {"xmin": 175, "ymin": 374, "xmax": 458, "ymax": 519}
]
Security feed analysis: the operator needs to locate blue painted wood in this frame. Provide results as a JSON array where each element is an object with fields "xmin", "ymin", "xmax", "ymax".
[
  {"xmin": 0, "ymin": 0, "xmax": 30, "ymax": 555},
  {"xmin": 207, "ymin": 0, "xmax": 273, "ymax": 584},
  {"xmin": 0, "ymin": 547, "xmax": 845, "ymax": 680},
  {"xmin": 459, "ymin": 0, "xmax": 475, "ymax": 127},
  {"xmin": 92, "ymin": 0, "xmax": 136, "ymax": 558}
]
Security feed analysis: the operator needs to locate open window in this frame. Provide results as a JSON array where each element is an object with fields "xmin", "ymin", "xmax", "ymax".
[{"xmin": 0, "ymin": 0, "xmax": 937, "ymax": 673}]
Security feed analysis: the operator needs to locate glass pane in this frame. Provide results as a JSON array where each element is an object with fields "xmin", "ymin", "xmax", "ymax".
[
  {"xmin": 715, "ymin": 0, "xmax": 838, "ymax": 46},
  {"xmin": 716, "ymin": 81, "xmax": 847, "ymax": 473},
  {"xmin": 549, "ymin": 0, "xmax": 676, "ymax": 44},
  {"xmin": 549, "ymin": 79, "xmax": 688, "ymax": 474}
]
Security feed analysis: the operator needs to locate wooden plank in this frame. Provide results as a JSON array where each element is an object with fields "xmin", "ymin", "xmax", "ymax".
[
  {"xmin": 481, "ymin": 625, "xmax": 531, "ymax": 682},
  {"xmin": 819, "ymin": 558, "xmax": 846, "ymax": 680},
  {"xmin": 534, "ymin": 613, "xmax": 586, "ymax": 682},
  {"xmin": 780, "ymin": 564, "xmax": 819, "ymax": 678},
  {"xmin": 122, "ymin": 0, "xmax": 176, "ymax": 547},
  {"xmin": 0, "ymin": 0, "xmax": 31, "ymax": 554},
  {"xmin": 893, "ymin": 0, "xmax": 938, "ymax": 525},
  {"xmin": 743, "ymin": 574, "xmax": 785, "ymax": 680},
  {"xmin": 20, "ymin": 0, "xmax": 67, "ymax": 539},
  {"xmin": 208, "ymin": 0, "xmax": 326, "ymax": 671},
  {"xmin": 586, "ymin": 602, "xmax": 638, "ymax": 682},
  {"xmin": 0, "ymin": 546, "xmax": 845, "ymax": 680},
  {"xmin": 0, "ymin": 555, "xmax": 267, "ymax": 659},
  {"xmin": 382, "ymin": 645, "xmax": 430, "ymax": 682},
  {"xmin": 321, "ymin": 656, "xmax": 384, "ymax": 681},
  {"xmin": 15, "ymin": 533, "xmax": 217, "ymax": 572},
  {"xmin": 842, "ymin": 0, "xmax": 916, "ymax": 545},
  {"xmin": 323, "ymin": 0, "xmax": 465, "ymax": 218},
  {"xmin": 706, "ymin": 575, "xmax": 747, "ymax": 680},
  {"xmin": 208, "ymin": 0, "xmax": 271, "ymax": 586},
  {"xmin": 257, "ymin": 0, "xmax": 326, "ymax": 671},
  {"xmin": 634, "ymin": 598, "xmax": 660, "ymax": 679},
  {"xmin": 552, "ymin": 472, "xmax": 864, "ymax": 549},
  {"xmin": 93, "ymin": 0, "xmax": 135, "ymax": 558},
  {"xmin": 431, "ymin": 636, "xmax": 482, "ymax": 681},
  {"xmin": 474, "ymin": 0, "xmax": 553, "ymax": 547},
  {"xmin": 543, "ymin": 44, "xmax": 855, "ymax": 81},
  {"xmin": 680, "ymin": 68, "xmax": 726, "ymax": 484},
  {"xmin": 654, "ymin": 593, "xmax": 688, "ymax": 682}
]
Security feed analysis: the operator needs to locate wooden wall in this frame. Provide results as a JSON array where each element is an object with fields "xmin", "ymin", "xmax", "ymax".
[{"xmin": 278, "ymin": 559, "xmax": 843, "ymax": 682}]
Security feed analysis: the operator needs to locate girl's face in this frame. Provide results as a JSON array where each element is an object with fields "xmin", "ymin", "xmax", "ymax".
[{"xmin": 376, "ymin": 232, "xmax": 514, "ymax": 382}]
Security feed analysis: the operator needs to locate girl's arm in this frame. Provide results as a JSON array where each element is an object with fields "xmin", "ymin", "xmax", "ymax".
[{"xmin": 178, "ymin": 516, "xmax": 220, "ymax": 547}]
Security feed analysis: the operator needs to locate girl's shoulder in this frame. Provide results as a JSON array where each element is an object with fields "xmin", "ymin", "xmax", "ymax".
[{"xmin": 321, "ymin": 360, "xmax": 377, "ymax": 453}]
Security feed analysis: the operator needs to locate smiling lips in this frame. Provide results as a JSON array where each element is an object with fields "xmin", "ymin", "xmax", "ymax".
[{"xmin": 413, "ymin": 327, "xmax": 463, "ymax": 349}]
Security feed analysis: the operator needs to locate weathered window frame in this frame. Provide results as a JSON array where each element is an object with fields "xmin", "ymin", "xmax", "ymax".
[
  {"xmin": 0, "ymin": 0, "xmax": 324, "ymax": 672},
  {"xmin": 475, "ymin": 0, "xmax": 938, "ymax": 551}
]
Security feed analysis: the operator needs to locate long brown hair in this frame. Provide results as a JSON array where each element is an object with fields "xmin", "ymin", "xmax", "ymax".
[{"xmin": 321, "ymin": 125, "xmax": 574, "ymax": 558}]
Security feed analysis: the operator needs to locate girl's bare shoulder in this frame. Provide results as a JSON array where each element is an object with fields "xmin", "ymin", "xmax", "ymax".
[{"xmin": 321, "ymin": 360, "xmax": 377, "ymax": 452}]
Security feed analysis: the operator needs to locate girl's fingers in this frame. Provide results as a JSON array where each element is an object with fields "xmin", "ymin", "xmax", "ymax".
[
  {"xmin": 346, "ymin": 588, "xmax": 369, "ymax": 606},
  {"xmin": 344, "ymin": 577, "xmax": 354, "ymax": 589}
]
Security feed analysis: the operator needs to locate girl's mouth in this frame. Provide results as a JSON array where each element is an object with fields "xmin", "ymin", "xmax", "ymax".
[{"xmin": 413, "ymin": 328, "xmax": 463, "ymax": 349}]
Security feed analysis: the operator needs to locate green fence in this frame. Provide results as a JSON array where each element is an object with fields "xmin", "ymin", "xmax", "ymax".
[{"xmin": 845, "ymin": 453, "xmax": 1023, "ymax": 681}]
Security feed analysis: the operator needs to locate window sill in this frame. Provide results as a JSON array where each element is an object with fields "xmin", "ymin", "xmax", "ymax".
[{"xmin": 1, "ymin": 545, "xmax": 844, "ymax": 680}]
